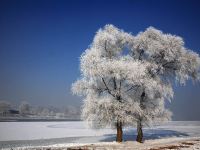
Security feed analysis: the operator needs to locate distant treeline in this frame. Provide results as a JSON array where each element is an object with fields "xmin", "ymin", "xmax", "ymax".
[{"xmin": 0, "ymin": 100, "xmax": 81, "ymax": 120}]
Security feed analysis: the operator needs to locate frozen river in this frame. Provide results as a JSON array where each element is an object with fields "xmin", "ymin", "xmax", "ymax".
[
  {"xmin": 0, "ymin": 121, "xmax": 200, "ymax": 148},
  {"xmin": 0, "ymin": 121, "xmax": 114, "ymax": 141}
]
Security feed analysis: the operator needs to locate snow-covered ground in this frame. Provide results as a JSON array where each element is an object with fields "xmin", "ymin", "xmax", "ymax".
[
  {"xmin": 0, "ymin": 121, "xmax": 200, "ymax": 149},
  {"xmin": 0, "ymin": 121, "xmax": 114, "ymax": 141}
]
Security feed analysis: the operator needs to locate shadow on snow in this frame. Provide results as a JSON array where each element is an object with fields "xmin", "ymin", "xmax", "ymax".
[{"xmin": 100, "ymin": 128, "xmax": 189, "ymax": 142}]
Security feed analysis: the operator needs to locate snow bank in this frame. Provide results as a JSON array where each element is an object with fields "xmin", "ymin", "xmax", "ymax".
[{"xmin": 0, "ymin": 121, "xmax": 200, "ymax": 149}]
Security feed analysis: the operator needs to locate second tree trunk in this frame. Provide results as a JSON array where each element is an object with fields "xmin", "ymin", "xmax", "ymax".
[
  {"xmin": 116, "ymin": 121, "xmax": 123, "ymax": 142},
  {"xmin": 136, "ymin": 120, "xmax": 143, "ymax": 143}
]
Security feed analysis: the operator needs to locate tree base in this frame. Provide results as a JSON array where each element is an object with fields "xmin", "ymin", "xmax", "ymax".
[
  {"xmin": 136, "ymin": 120, "xmax": 143, "ymax": 143},
  {"xmin": 116, "ymin": 121, "xmax": 123, "ymax": 142}
]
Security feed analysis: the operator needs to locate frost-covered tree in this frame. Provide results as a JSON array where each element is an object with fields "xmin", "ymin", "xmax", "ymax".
[
  {"xmin": 130, "ymin": 27, "xmax": 200, "ymax": 142},
  {"xmin": 40, "ymin": 108, "xmax": 50, "ymax": 117},
  {"xmin": 0, "ymin": 101, "xmax": 11, "ymax": 115},
  {"xmin": 72, "ymin": 25, "xmax": 200, "ymax": 142},
  {"xmin": 19, "ymin": 101, "xmax": 30, "ymax": 115},
  {"xmin": 64, "ymin": 106, "xmax": 80, "ymax": 117}
]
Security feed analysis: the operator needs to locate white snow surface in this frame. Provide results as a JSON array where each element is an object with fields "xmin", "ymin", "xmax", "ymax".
[
  {"xmin": 0, "ymin": 121, "xmax": 200, "ymax": 141},
  {"xmin": 2, "ymin": 137, "xmax": 200, "ymax": 150},
  {"xmin": 45, "ymin": 137, "xmax": 200, "ymax": 150},
  {"xmin": 0, "ymin": 121, "xmax": 200, "ymax": 149},
  {"xmin": 0, "ymin": 121, "xmax": 114, "ymax": 141}
]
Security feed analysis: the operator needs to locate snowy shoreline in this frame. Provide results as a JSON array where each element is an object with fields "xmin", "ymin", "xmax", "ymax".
[
  {"xmin": 2, "ymin": 137, "xmax": 200, "ymax": 150},
  {"xmin": 59, "ymin": 137, "xmax": 200, "ymax": 150},
  {"xmin": 1, "ymin": 121, "xmax": 200, "ymax": 149}
]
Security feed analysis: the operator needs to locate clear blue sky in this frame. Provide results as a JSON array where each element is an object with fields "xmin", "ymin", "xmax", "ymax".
[{"xmin": 0, "ymin": 0, "xmax": 200, "ymax": 120}]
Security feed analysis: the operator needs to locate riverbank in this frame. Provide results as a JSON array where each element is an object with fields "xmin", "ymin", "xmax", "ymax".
[
  {"xmin": 1, "ymin": 121, "xmax": 200, "ymax": 149},
  {"xmin": 2, "ymin": 137, "xmax": 200, "ymax": 150}
]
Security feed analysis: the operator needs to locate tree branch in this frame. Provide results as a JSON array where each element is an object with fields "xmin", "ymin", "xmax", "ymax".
[
  {"xmin": 118, "ymin": 80, "xmax": 121, "ymax": 95},
  {"xmin": 138, "ymin": 49, "xmax": 144, "ymax": 60},
  {"xmin": 125, "ymin": 85, "xmax": 139, "ymax": 93},
  {"xmin": 102, "ymin": 78, "xmax": 115, "ymax": 97},
  {"xmin": 162, "ymin": 60, "xmax": 176, "ymax": 67},
  {"xmin": 113, "ymin": 77, "xmax": 117, "ymax": 90},
  {"xmin": 104, "ymin": 40, "xmax": 112, "ymax": 59}
]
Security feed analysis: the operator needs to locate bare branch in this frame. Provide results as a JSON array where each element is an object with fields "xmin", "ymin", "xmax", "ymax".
[
  {"xmin": 102, "ymin": 78, "xmax": 115, "ymax": 97},
  {"xmin": 104, "ymin": 40, "xmax": 112, "ymax": 59},
  {"xmin": 125, "ymin": 85, "xmax": 139, "ymax": 93},
  {"xmin": 113, "ymin": 77, "xmax": 117, "ymax": 90},
  {"xmin": 118, "ymin": 80, "xmax": 122, "ymax": 95},
  {"xmin": 138, "ymin": 49, "xmax": 144, "ymax": 60}
]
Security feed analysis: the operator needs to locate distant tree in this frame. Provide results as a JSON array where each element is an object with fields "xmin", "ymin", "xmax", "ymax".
[
  {"xmin": 19, "ymin": 101, "xmax": 30, "ymax": 115},
  {"xmin": 72, "ymin": 25, "xmax": 200, "ymax": 142},
  {"xmin": 64, "ymin": 106, "xmax": 79, "ymax": 117},
  {"xmin": 40, "ymin": 108, "xmax": 50, "ymax": 117},
  {"xmin": 0, "ymin": 101, "xmax": 11, "ymax": 115},
  {"xmin": 31, "ymin": 106, "xmax": 62, "ymax": 118}
]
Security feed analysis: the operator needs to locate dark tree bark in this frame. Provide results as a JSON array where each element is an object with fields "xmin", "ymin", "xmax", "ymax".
[
  {"xmin": 116, "ymin": 121, "xmax": 123, "ymax": 142},
  {"xmin": 136, "ymin": 120, "xmax": 143, "ymax": 143},
  {"xmin": 136, "ymin": 91, "xmax": 145, "ymax": 143}
]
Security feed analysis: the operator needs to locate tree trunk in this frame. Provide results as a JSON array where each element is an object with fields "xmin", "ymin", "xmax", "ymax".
[
  {"xmin": 116, "ymin": 121, "xmax": 123, "ymax": 142},
  {"xmin": 136, "ymin": 120, "xmax": 143, "ymax": 143},
  {"xmin": 136, "ymin": 91, "xmax": 145, "ymax": 143}
]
